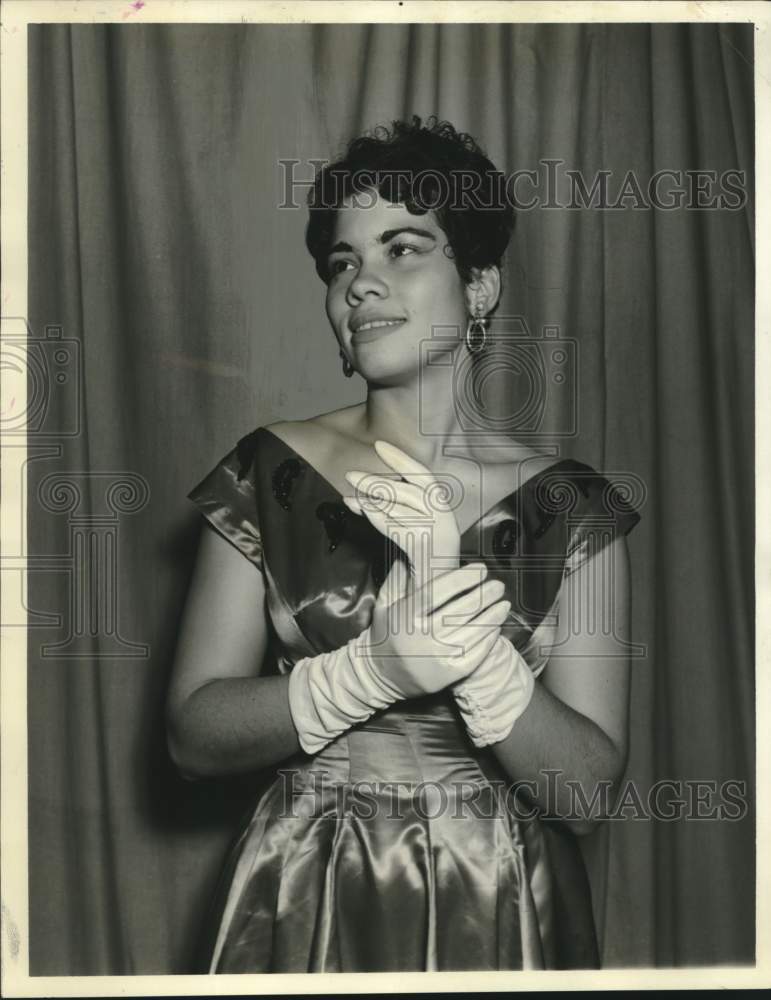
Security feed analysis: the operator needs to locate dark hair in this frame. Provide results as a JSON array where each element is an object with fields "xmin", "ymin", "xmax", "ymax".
[{"xmin": 305, "ymin": 115, "xmax": 515, "ymax": 292}]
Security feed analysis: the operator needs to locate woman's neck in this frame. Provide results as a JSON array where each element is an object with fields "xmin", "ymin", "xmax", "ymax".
[{"xmin": 359, "ymin": 361, "xmax": 477, "ymax": 467}]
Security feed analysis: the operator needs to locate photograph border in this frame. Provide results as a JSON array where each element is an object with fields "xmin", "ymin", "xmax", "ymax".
[{"xmin": 2, "ymin": 1, "xmax": 768, "ymax": 994}]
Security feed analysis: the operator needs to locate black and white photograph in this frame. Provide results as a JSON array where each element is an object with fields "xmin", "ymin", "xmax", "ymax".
[{"xmin": 1, "ymin": 0, "xmax": 767, "ymax": 993}]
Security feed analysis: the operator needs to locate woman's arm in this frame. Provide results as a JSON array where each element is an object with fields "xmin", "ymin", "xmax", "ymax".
[
  {"xmin": 488, "ymin": 534, "xmax": 632, "ymax": 836},
  {"xmin": 169, "ymin": 520, "xmax": 506, "ymax": 778},
  {"xmin": 166, "ymin": 524, "xmax": 301, "ymax": 779}
]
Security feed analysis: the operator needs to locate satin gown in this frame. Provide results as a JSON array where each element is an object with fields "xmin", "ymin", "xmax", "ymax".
[{"xmin": 188, "ymin": 425, "xmax": 641, "ymax": 973}]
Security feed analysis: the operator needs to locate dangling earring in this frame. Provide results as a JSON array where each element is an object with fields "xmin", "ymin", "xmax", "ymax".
[
  {"xmin": 339, "ymin": 349, "xmax": 355, "ymax": 378},
  {"xmin": 465, "ymin": 304, "xmax": 487, "ymax": 354}
]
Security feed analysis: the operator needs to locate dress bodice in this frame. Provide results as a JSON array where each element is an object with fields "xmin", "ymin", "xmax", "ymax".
[{"xmin": 189, "ymin": 424, "xmax": 641, "ymax": 681}]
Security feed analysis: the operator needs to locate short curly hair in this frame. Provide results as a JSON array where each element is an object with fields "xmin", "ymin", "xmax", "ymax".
[{"xmin": 305, "ymin": 115, "xmax": 514, "ymax": 293}]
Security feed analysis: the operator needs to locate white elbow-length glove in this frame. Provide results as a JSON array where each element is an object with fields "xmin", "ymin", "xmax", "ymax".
[
  {"xmin": 452, "ymin": 633, "xmax": 535, "ymax": 748},
  {"xmin": 288, "ymin": 559, "xmax": 510, "ymax": 754},
  {"xmin": 316, "ymin": 441, "xmax": 535, "ymax": 747}
]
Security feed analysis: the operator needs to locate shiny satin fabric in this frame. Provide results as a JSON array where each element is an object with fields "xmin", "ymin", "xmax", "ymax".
[
  {"xmin": 188, "ymin": 426, "xmax": 641, "ymax": 972},
  {"xmin": 208, "ymin": 699, "xmax": 555, "ymax": 972}
]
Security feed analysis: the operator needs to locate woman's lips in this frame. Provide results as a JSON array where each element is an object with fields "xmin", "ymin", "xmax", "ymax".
[{"xmin": 351, "ymin": 319, "xmax": 406, "ymax": 344}]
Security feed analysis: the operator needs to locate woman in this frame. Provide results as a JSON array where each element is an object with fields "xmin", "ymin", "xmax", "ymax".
[{"xmin": 167, "ymin": 117, "xmax": 641, "ymax": 972}]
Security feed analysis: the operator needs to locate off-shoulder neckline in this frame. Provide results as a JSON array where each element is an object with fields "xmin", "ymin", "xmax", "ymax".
[{"xmin": 257, "ymin": 425, "xmax": 586, "ymax": 539}]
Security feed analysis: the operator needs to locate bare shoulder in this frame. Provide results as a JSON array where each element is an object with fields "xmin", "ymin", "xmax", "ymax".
[
  {"xmin": 263, "ymin": 418, "xmax": 308, "ymax": 449},
  {"xmin": 265, "ymin": 404, "xmax": 364, "ymax": 462},
  {"xmin": 312, "ymin": 403, "xmax": 368, "ymax": 439},
  {"xmin": 266, "ymin": 405, "xmax": 366, "ymax": 450}
]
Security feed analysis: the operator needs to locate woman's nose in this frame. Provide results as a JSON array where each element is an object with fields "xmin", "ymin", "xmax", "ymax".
[{"xmin": 346, "ymin": 260, "xmax": 389, "ymax": 304}]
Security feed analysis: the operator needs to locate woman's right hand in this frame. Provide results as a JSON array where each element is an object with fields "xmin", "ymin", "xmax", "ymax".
[
  {"xmin": 344, "ymin": 439, "xmax": 463, "ymax": 589},
  {"xmin": 355, "ymin": 558, "xmax": 510, "ymax": 699}
]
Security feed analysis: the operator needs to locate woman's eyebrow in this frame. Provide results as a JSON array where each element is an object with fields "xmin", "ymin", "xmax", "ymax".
[
  {"xmin": 327, "ymin": 227, "xmax": 437, "ymax": 258},
  {"xmin": 379, "ymin": 227, "xmax": 437, "ymax": 244},
  {"xmin": 328, "ymin": 240, "xmax": 354, "ymax": 256}
]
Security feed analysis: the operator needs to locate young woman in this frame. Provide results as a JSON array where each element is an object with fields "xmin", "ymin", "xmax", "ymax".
[{"xmin": 167, "ymin": 117, "xmax": 641, "ymax": 972}]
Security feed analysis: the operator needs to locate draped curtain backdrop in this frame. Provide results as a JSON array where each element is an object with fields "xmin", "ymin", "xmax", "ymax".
[{"xmin": 27, "ymin": 23, "xmax": 754, "ymax": 973}]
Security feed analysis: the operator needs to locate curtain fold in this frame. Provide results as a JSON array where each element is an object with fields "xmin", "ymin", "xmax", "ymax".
[{"xmin": 27, "ymin": 22, "xmax": 754, "ymax": 973}]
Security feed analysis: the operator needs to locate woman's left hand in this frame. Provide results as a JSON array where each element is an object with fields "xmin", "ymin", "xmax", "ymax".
[{"xmin": 343, "ymin": 440, "xmax": 461, "ymax": 588}]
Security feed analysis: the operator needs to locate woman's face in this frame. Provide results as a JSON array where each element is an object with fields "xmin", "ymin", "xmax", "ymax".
[{"xmin": 324, "ymin": 191, "xmax": 471, "ymax": 382}]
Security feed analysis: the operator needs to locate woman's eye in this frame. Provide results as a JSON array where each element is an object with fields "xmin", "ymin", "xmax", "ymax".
[
  {"xmin": 389, "ymin": 242, "xmax": 418, "ymax": 259},
  {"xmin": 328, "ymin": 259, "xmax": 355, "ymax": 277}
]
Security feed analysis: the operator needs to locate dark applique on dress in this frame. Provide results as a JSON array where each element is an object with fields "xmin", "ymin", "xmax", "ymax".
[
  {"xmin": 235, "ymin": 429, "xmax": 262, "ymax": 482},
  {"xmin": 492, "ymin": 518, "xmax": 522, "ymax": 556},
  {"xmin": 316, "ymin": 501, "xmax": 349, "ymax": 553},
  {"xmin": 271, "ymin": 458, "xmax": 305, "ymax": 511}
]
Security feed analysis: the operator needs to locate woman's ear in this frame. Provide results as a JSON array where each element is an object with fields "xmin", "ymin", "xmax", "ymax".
[{"xmin": 464, "ymin": 266, "xmax": 502, "ymax": 316}]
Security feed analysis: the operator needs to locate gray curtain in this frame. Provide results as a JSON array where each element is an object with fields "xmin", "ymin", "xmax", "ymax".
[{"xmin": 27, "ymin": 22, "xmax": 754, "ymax": 973}]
